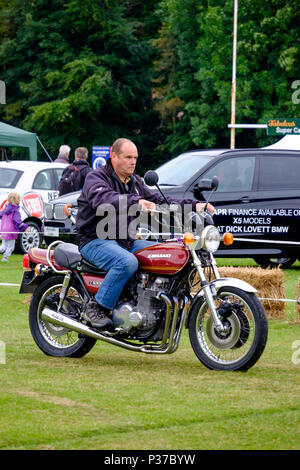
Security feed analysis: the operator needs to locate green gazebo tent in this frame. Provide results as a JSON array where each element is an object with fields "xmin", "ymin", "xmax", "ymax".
[{"xmin": 0, "ymin": 121, "xmax": 38, "ymax": 160}]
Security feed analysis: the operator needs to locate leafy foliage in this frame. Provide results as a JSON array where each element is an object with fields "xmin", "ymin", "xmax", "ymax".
[
  {"xmin": 0, "ymin": 0, "xmax": 300, "ymax": 169},
  {"xmin": 153, "ymin": 0, "xmax": 300, "ymax": 153},
  {"xmin": 0, "ymin": 0, "xmax": 160, "ymax": 169}
]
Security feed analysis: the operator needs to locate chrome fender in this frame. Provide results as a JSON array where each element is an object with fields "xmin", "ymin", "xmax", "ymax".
[
  {"xmin": 208, "ymin": 277, "xmax": 257, "ymax": 294},
  {"xmin": 193, "ymin": 277, "xmax": 257, "ymax": 303},
  {"xmin": 186, "ymin": 277, "xmax": 257, "ymax": 327}
]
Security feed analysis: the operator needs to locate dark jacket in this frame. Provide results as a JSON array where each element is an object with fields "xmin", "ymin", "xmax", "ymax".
[
  {"xmin": 59, "ymin": 159, "xmax": 91, "ymax": 196},
  {"xmin": 54, "ymin": 154, "xmax": 69, "ymax": 164},
  {"xmin": 76, "ymin": 158, "xmax": 197, "ymax": 250}
]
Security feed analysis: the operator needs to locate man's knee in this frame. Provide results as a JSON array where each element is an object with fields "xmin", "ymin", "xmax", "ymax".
[{"xmin": 121, "ymin": 253, "xmax": 138, "ymax": 276}]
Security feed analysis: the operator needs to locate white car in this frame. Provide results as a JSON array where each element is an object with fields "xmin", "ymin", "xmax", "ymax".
[{"xmin": 0, "ymin": 160, "xmax": 67, "ymax": 253}]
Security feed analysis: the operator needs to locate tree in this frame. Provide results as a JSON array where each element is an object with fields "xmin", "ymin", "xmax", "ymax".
[
  {"xmin": 153, "ymin": 0, "xmax": 300, "ymax": 153},
  {"xmin": 0, "ymin": 0, "xmax": 160, "ymax": 171},
  {"xmin": 2, "ymin": 0, "xmax": 300, "ymax": 169}
]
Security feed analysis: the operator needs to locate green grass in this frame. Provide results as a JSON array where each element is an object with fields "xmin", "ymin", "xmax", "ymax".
[{"xmin": 0, "ymin": 254, "xmax": 299, "ymax": 450}]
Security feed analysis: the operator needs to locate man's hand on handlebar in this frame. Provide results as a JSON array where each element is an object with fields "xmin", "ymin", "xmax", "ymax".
[
  {"xmin": 196, "ymin": 202, "xmax": 214, "ymax": 214},
  {"xmin": 138, "ymin": 199, "xmax": 156, "ymax": 213}
]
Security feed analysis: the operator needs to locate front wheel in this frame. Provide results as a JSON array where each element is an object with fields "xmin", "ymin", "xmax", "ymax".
[
  {"xmin": 29, "ymin": 275, "xmax": 96, "ymax": 357},
  {"xmin": 189, "ymin": 286, "xmax": 268, "ymax": 371}
]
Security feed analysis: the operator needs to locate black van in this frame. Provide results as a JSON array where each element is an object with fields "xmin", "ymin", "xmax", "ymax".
[{"xmin": 43, "ymin": 148, "xmax": 300, "ymax": 268}]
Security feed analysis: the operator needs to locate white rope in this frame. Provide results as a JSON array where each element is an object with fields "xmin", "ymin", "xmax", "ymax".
[
  {"xmin": 0, "ymin": 283, "xmax": 299, "ymax": 305},
  {"xmin": 259, "ymin": 297, "xmax": 300, "ymax": 304},
  {"xmin": 0, "ymin": 231, "xmax": 44, "ymax": 234},
  {"xmin": 0, "ymin": 283, "xmax": 20, "ymax": 287}
]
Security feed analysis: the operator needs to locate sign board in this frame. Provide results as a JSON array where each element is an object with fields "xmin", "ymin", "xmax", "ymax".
[
  {"xmin": 22, "ymin": 192, "xmax": 43, "ymax": 218},
  {"xmin": 267, "ymin": 118, "xmax": 300, "ymax": 136},
  {"xmin": 92, "ymin": 146, "xmax": 111, "ymax": 169}
]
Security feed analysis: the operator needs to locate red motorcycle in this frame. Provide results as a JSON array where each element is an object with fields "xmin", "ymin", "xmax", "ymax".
[{"xmin": 20, "ymin": 174, "xmax": 268, "ymax": 371}]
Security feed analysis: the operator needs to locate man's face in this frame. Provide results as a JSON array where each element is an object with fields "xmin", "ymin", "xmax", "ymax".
[{"xmin": 111, "ymin": 141, "xmax": 138, "ymax": 178}]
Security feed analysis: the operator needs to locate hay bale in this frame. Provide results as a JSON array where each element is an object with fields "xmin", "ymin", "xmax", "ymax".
[
  {"xmin": 193, "ymin": 266, "xmax": 286, "ymax": 318},
  {"xmin": 218, "ymin": 266, "xmax": 286, "ymax": 318}
]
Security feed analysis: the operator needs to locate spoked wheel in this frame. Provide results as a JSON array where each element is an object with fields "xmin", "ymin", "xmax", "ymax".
[
  {"xmin": 29, "ymin": 275, "xmax": 96, "ymax": 357},
  {"xmin": 189, "ymin": 286, "xmax": 268, "ymax": 371}
]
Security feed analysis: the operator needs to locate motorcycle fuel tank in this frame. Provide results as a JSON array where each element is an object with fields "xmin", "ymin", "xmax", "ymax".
[{"xmin": 134, "ymin": 241, "xmax": 189, "ymax": 275}]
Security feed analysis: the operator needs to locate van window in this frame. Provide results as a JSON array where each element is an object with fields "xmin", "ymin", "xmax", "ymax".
[
  {"xmin": 0, "ymin": 168, "xmax": 22, "ymax": 188},
  {"xmin": 203, "ymin": 156, "xmax": 256, "ymax": 192},
  {"xmin": 32, "ymin": 170, "xmax": 52, "ymax": 190},
  {"xmin": 259, "ymin": 155, "xmax": 300, "ymax": 190},
  {"xmin": 53, "ymin": 168, "xmax": 65, "ymax": 189}
]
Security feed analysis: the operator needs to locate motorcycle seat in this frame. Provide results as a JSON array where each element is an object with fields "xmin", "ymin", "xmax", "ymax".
[{"xmin": 54, "ymin": 242, "xmax": 106, "ymax": 275}]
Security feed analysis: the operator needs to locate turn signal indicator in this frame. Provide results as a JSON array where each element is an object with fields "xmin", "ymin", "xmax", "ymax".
[
  {"xmin": 223, "ymin": 232, "xmax": 234, "ymax": 245},
  {"xmin": 183, "ymin": 232, "xmax": 195, "ymax": 245}
]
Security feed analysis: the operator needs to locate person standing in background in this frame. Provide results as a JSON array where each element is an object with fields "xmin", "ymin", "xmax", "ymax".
[
  {"xmin": 0, "ymin": 192, "xmax": 29, "ymax": 262},
  {"xmin": 54, "ymin": 145, "xmax": 71, "ymax": 164},
  {"xmin": 58, "ymin": 147, "xmax": 91, "ymax": 196}
]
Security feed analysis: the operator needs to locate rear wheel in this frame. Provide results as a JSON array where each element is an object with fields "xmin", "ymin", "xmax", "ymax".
[
  {"xmin": 29, "ymin": 275, "xmax": 96, "ymax": 357},
  {"xmin": 189, "ymin": 286, "xmax": 268, "ymax": 371}
]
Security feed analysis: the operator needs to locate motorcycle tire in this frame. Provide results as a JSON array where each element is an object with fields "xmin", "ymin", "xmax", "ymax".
[
  {"xmin": 29, "ymin": 275, "xmax": 96, "ymax": 357},
  {"xmin": 188, "ymin": 286, "xmax": 268, "ymax": 371}
]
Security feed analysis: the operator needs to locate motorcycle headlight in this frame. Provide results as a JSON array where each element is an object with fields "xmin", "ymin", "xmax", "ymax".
[{"xmin": 200, "ymin": 225, "xmax": 220, "ymax": 253}]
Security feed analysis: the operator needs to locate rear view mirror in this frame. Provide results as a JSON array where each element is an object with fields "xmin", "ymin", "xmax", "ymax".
[
  {"xmin": 144, "ymin": 170, "xmax": 159, "ymax": 186},
  {"xmin": 193, "ymin": 176, "xmax": 219, "ymax": 200}
]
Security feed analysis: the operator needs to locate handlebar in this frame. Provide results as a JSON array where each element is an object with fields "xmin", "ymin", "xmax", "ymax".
[
  {"xmin": 143, "ymin": 205, "xmax": 214, "ymax": 225},
  {"xmin": 64, "ymin": 203, "xmax": 76, "ymax": 225}
]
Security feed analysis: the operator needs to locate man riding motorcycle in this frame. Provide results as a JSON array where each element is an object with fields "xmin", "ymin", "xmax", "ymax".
[{"xmin": 76, "ymin": 138, "xmax": 214, "ymax": 329}]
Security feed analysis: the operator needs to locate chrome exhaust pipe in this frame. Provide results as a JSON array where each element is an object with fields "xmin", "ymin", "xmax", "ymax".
[
  {"xmin": 41, "ymin": 307, "xmax": 150, "ymax": 352},
  {"xmin": 41, "ymin": 307, "xmax": 104, "ymax": 340},
  {"xmin": 41, "ymin": 294, "xmax": 185, "ymax": 355}
]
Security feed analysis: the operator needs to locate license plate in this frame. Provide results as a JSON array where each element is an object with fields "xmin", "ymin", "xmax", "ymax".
[{"xmin": 44, "ymin": 226, "xmax": 59, "ymax": 237}]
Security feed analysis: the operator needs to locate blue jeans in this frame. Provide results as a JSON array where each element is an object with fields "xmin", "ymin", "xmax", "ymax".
[{"xmin": 80, "ymin": 239, "xmax": 157, "ymax": 310}]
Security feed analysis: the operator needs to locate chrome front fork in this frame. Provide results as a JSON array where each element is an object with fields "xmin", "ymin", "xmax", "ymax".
[{"xmin": 190, "ymin": 249, "xmax": 225, "ymax": 332}]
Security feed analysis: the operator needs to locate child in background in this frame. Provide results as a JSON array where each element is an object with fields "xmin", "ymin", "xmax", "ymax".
[{"xmin": 0, "ymin": 192, "xmax": 29, "ymax": 262}]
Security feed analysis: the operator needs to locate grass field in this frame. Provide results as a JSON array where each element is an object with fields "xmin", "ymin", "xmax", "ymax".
[{"xmin": 0, "ymin": 254, "xmax": 299, "ymax": 450}]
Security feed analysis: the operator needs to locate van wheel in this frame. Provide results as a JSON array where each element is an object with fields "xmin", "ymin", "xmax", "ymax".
[
  {"xmin": 15, "ymin": 221, "xmax": 43, "ymax": 254},
  {"xmin": 253, "ymin": 255, "xmax": 296, "ymax": 269}
]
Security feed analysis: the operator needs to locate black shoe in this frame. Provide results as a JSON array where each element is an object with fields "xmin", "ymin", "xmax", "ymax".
[{"xmin": 85, "ymin": 301, "xmax": 113, "ymax": 330}]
